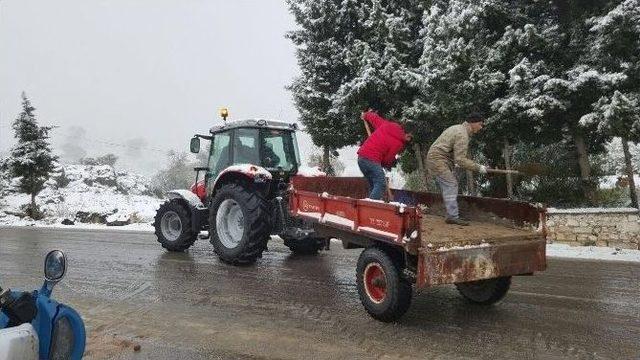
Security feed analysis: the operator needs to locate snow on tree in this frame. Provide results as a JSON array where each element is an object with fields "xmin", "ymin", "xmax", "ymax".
[
  {"xmin": 331, "ymin": 0, "xmax": 424, "ymax": 121},
  {"xmin": 410, "ymin": 0, "xmax": 515, "ymax": 144},
  {"xmin": 287, "ymin": 0, "xmax": 364, "ymax": 150},
  {"xmin": 482, "ymin": 1, "xmax": 623, "ymax": 200},
  {"xmin": 603, "ymin": 138, "xmax": 640, "ymax": 174},
  {"xmin": 582, "ymin": 0, "xmax": 640, "ymax": 206},
  {"xmin": 3, "ymin": 92, "xmax": 58, "ymax": 218},
  {"xmin": 287, "ymin": 0, "xmax": 638, "ymax": 205},
  {"xmin": 288, "ymin": 0, "xmax": 424, "ymax": 151}
]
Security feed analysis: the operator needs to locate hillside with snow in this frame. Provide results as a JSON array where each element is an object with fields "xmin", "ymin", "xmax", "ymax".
[{"xmin": 0, "ymin": 164, "xmax": 162, "ymax": 227}]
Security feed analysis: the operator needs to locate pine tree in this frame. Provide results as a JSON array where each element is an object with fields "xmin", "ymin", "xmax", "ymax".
[{"xmin": 5, "ymin": 92, "xmax": 58, "ymax": 217}]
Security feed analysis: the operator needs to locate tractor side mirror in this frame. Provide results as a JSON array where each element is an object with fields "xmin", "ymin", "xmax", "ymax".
[{"xmin": 190, "ymin": 137, "xmax": 201, "ymax": 153}]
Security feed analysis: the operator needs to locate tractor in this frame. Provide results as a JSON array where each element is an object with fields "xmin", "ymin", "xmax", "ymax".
[{"xmin": 153, "ymin": 113, "xmax": 326, "ymax": 264}]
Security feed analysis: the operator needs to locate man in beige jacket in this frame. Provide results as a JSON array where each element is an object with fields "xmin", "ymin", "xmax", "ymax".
[{"xmin": 426, "ymin": 113, "xmax": 489, "ymax": 226}]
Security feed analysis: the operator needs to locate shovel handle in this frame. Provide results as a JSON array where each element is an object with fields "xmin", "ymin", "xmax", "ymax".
[
  {"xmin": 486, "ymin": 168, "xmax": 521, "ymax": 175},
  {"xmin": 362, "ymin": 118, "xmax": 372, "ymax": 136}
]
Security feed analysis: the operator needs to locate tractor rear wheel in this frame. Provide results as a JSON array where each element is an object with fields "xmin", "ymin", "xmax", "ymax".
[
  {"xmin": 282, "ymin": 237, "xmax": 325, "ymax": 255},
  {"xmin": 356, "ymin": 247, "xmax": 412, "ymax": 322},
  {"xmin": 209, "ymin": 183, "xmax": 271, "ymax": 265},
  {"xmin": 154, "ymin": 200, "xmax": 197, "ymax": 252},
  {"xmin": 455, "ymin": 276, "xmax": 511, "ymax": 305}
]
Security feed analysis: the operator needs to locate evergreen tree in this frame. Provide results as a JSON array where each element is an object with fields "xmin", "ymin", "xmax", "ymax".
[
  {"xmin": 331, "ymin": 0, "xmax": 425, "ymax": 122},
  {"xmin": 287, "ymin": 0, "xmax": 364, "ymax": 150},
  {"xmin": 287, "ymin": 0, "xmax": 424, "ymax": 150},
  {"xmin": 582, "ymin": 0, "xmax": 640, "ymax": 206},
  {"xmin": 5, "ymin": 92, "xmax": 58, "ymax": 217},
  {"xmin": 491, "ymin": 1, "xmax": 621, "ymax": 200}
]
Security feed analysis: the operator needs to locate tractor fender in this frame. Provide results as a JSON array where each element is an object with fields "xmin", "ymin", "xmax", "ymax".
[
  {"xmin": 166, "ymin": 190, "xmax": 208, "ymax": 232},
  {"xmin": 167, "ymin": 189, "xmax": 206, "ymax": 209},
  {"xmin": 211, "ymin": 164, "xmax": 273, "ymax": 190}
]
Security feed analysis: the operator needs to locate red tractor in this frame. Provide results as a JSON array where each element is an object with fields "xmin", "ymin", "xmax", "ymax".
[{"xmin": 153, "ymin": 117, "xmax": 326, "ymax": 264}]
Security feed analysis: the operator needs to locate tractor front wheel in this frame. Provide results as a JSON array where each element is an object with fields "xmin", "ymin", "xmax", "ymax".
[{"xmin": 154, "ymin": 200, "xmax": 197, "ymax": 252}]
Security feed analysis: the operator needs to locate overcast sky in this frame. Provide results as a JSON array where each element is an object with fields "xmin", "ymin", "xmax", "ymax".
[{"xmin": 0, "ymin": 0, "xmax": 361, "ymax": 175}]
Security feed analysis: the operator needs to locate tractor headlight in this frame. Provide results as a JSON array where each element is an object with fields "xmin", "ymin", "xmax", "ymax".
[{"xmin": 50, "ymin": 316, "xmax": 74, "ymax": 360}]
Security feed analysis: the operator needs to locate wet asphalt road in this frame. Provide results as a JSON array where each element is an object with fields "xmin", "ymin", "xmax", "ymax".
[{"xmin": 1, "ymin": 227, "xmax": 639, "ymax": 360}]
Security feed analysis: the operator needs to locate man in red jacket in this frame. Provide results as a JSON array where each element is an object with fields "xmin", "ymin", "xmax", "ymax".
[{"xmin": 357, "ymin": 109, "xmax": 413, "ymax": 200}]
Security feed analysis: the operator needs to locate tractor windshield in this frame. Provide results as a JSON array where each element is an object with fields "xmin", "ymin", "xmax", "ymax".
[{"xmin": 260, "ymin": 129, "xmax": 300, "ymax": 172}]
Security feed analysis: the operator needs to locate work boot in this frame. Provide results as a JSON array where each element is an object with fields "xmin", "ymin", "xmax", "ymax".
[{"xmin": 445, "ymin": 217, "xmax": 470, "ymax": 226}]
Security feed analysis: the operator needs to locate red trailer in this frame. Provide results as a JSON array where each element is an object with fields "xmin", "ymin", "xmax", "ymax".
[{"xmin": 289, "ymin": 177, "xmax": 547, "ymax": 322}]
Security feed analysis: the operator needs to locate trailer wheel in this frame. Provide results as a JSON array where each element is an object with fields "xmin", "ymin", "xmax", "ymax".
[
  {"xmin": 455, "ymin": 276, "xmax": 511, "ymax": 305},
  {"xmin": 154, "ymin": 200, "xmax": 197, "ymax": 252},
  {"xmin": 209, "ymin": 183, "xmax": 271, "ymax": 265},
  {"xmin": 356, "ymin": 248, "xmax": 412, "ymax": 322}
]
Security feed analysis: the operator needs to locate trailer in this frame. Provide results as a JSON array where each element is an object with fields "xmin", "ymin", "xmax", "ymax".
[{"xmin": 289, "ymin": 176, "xmax": 547, "ymax": 322}]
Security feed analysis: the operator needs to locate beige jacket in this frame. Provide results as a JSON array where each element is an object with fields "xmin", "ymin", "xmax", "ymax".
[{"xmin": 426, "ymin": 122, "xmax": 481, "ymax": 180}]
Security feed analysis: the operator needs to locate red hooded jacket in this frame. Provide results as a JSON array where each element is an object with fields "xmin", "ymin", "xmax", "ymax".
[{"xmin": 357, "ymin": 111, "xmax": 407, "ymax": 168}]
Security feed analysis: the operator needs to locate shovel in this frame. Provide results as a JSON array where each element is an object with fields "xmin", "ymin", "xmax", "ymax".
[{"xmin": 486, "ymin": 163, "xmax": 550, "ymax": 177}]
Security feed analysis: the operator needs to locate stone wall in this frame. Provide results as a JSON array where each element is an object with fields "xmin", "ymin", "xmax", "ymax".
[{"xmin": 546, "ymin": 208, "xmax": 640, "ymax": 250}]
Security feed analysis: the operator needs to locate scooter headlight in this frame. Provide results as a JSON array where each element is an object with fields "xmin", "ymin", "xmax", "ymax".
[{"xmin": 50, "ymin": 316, "xmax": 74, "ymax": 360}]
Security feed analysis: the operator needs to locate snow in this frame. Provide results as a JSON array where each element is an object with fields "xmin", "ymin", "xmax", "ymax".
[
  {"xmin": 215, "ymin": 164, "xmax": 272, "ymax": 183},
  {"xmin": 547, "ymin": 243, "xmax": 640, "ymax": 263},
  {"xmin": 436, "ymin": 242, "xmax": 491, "ymax": 251},
  {"xmin": 0, "ymin": 164, "xmax": 162, "ymax": 226},
  {"xmin": 296, "ymin": 166, "xmax": 326, "ymax": 177},
  {"xmin": 321, "ymin": 213, "xmax": 355, "ymax": 229},
  {"xmin": 599, "ymin": 175, "xmax": 640, "ymax": 189},
  {"xmin": 547, "ymin": 207, "xmax": 639, "ymax": 214},
  {"xmin": 358, "ymin": 226, "xmax": 398, "ymax": 240},
  {"xmin": 361, "ymin": 198, "xmax": 385, "ymax": 203},
  {"xmin": 0, "ymin": 222, "xmax": 155, "ymax": 233},
  {"xmin": 388, "ymin": 201, "xmax": 408, "ymax": 213},
  {"xmin": 296, "ymin": 211, "xmax": 322, "ymax": 220}
]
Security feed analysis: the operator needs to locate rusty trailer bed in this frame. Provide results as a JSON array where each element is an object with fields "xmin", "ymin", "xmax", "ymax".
[
  {"xmin": 421, "ymin": 214, "xmax": 540, "ymax": 248},
  {"xmin": 289, "ymin": 176, "xmax": 547, "ymax": 289}
]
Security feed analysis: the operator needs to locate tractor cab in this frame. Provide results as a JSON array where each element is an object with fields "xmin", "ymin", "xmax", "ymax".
[{"xmin": 190, "ymin": 119, "xmax": 301, "ymax": 198}]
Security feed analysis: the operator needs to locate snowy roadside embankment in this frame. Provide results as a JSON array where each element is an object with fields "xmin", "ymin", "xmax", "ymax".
[
  {"xmin": 547, "ymin": 243, "xmax": 640, "ymax": 262},
  {"xmin": 0, "ymin": 164, "xmax": 162, "ymax": 227}
]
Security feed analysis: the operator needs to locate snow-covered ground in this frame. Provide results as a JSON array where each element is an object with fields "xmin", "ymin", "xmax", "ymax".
[
  {"xmin": 0, "ymin": 164, "xmax": 162, "ymax": 226},
  {"xmin": 546, "ymin": 243, "xmax": 640, "ymax": 262}
]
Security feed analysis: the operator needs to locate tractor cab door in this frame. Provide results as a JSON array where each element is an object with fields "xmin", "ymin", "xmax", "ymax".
[
  {"xmin": 207, "ymin": 131, "xmax": 232, "ymax": 183},
  {"xmin": 232, "ymin": 128, "xmax": 260, "ymax": 165}
]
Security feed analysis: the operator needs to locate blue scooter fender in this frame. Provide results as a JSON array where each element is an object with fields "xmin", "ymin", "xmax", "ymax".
[
  {"xmin": 34, "ymin": 290, "xmax": 86, "ymax": 360},
  {"xmin": 0, "ymin": 289, "xmax": 86, "ymax": 360}
]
